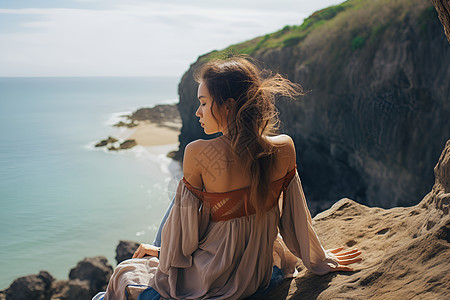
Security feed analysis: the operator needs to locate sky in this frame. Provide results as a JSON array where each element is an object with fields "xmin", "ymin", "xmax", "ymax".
[{"xmin": 0, "ymin": 0, "xmax": 343, "ymax": 77}]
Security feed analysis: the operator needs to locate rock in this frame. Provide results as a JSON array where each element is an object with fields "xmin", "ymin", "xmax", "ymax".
[
  {"xmin": 51, "ymin": 279, "xmax": 91, "ymax": 300},
  {"xmin": 264, "ymin": 140, "xmax": 450, "ymax": 299},
  {"xmin": 116, "ymin": 240, "xmax": 140, "ymax": 264},
  {"xmin": 95, "ymin": 137, "xmax": 136, "ymax": 151},
  {"xmin": 68, "ymin": 256, "xmax": 113, "ymax": 296},
  {"xmin": 113, "ymin": 121, "xmax": 138, "ymax": 128},
  {"xmin": 434, "ymin": 140, "xmax": 450, "ymax": 194},
  {"xmin": 5, "ymin": 271, "xmax": 54, "ymax": 300},
  {"xmin": 95, "ymin": 140, "xmax": 108, "ymax": 147},
  {"xmin": 119, "ymin": 139, "xmax": 137, "ymax": 150},
  {"xmin": 167, "ymin": 150, "xmax": 177, "ymax": 159},
  {"xmin": 175, "ymin": 0, "xmax": 450, "ymax": 215},
  {"xmin": 129, "ymin": 105, "xmax": 181, "ymax": 124},
  {"xmin": 95, "ymin": 136, "xmax": 118, "ymax": 148},
  {"xmin": 113, "ymin": 104, "xmax": 181, "ymax": 128}
]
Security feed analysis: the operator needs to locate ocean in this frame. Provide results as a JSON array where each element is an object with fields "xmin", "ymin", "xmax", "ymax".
[{"xmin": 0, "ymin": 76, "xmax": 182, "ymax": 289}]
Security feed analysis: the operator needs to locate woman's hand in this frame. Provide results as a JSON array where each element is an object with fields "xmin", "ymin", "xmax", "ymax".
[
  {"xmin": 328, "ymin": 247, "xmax": 362, "ymax": 272},
  {"xmin": 132, "ymin": 244, "xmax": 160, "ymax": 259}
]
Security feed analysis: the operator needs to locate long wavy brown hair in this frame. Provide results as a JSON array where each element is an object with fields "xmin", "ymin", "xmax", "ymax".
[{"xmin": 194, "ymin": 56, "xmax": 303, "ymax": 218}]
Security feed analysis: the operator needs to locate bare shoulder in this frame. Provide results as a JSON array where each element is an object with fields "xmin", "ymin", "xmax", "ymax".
[
  {"xmin": 184, "ymin": 139, "xmax": 208, "ymax": 155},
  {"xmin": 184, "ymin": 138, "xmax": 222, "ymax": 159},
  {"xmin": 267, "ymin": 134, "xmax": 296, "ymax": 172},
  {"xmin": 267, "ymin": 134, "xmax": 294, "ymax": 146},
  {"xmin": 183, "ymin": 139, "xmax": 209, "ymax": 189},
  {"xmin": 183, "ymin": 137, "xmax": 230, "ymax": 188}
]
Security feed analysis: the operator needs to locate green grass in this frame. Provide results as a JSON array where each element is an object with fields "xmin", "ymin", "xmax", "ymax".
[
  {"xmin": 212, "ymin": 0, "xmax": 356, "ymax": 55},
  {"xmin": 199, "ymin": 0, "xmax": 431, "ymax": 67},
  {"xmin": 352, "ymin": 35, "xmax": 366, "ymax": 50}
]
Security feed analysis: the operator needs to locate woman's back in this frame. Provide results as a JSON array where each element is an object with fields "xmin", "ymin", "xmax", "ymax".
[{"xmin": 183, "ymin": 134, "xmax": 296, "ymax": 194}]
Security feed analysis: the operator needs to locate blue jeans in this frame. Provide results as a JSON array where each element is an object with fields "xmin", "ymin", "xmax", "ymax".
[
  {"xmin": 152, "ymin": 196, "xmax": 174, "ymax": 247},
  {"xmin": 137, "ymin": 286, "xmax": 161, "ymax": 300},
  {"xmin": 247, "ymin": 266, "xmax": 285, "ymax": 298}
]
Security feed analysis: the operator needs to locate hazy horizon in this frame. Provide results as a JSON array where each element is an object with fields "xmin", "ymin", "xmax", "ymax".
[{"xmin": 0, "ymin": 0, "xmax": 343, "ymax": 77}]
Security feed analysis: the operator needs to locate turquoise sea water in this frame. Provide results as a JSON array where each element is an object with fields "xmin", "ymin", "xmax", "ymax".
[{"xmin": 0, "ymin": 77, "xmax": 182, "ymax": 289}]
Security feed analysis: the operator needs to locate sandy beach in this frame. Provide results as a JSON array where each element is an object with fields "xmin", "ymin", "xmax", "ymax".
[
  {"xmin": 111, "ymin": 120, "xmax": 181, "ymax": 148},
  {"xmin": 123, "ymin": 121, "xmax": 181, "ymax": 146}
]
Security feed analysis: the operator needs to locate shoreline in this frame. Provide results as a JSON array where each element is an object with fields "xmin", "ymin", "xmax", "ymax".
[
  {"xmin": 117, "ymin": 120, "xmax": 181, "ymax": 147},
  {"xmin": 95, "ymin": 103, "xmax": 182, "ymax": 153}
]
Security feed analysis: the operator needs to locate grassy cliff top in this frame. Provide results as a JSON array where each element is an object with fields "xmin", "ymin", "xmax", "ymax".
[{"xmin": 202, "ymin": 0, "xmax": 434, "ymax": 62}]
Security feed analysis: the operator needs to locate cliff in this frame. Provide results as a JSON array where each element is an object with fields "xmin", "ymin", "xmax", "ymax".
[{"xmin": 175, "ymin": 0, "xmax": 450, "ymax": 214}]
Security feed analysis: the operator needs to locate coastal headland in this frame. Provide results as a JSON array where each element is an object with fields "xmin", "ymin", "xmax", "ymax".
[{"xmin": 95, "ymin": 103, "xmax": 181, "ymax": 151}]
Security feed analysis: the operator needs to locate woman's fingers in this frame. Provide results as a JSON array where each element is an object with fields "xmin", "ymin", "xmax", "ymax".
[
  {"xmin": 334, "ymin": 251, "xmax": 362, "ymax": 260},
  {"xmin": 132, "ymin": 244, "xmax": 157, "ymax": 259},
  {"xmin": 337, "ymin": 249, "xmax": 359, "ymax": 256},
  {"xmin": 336, "ymin": 257, "xmax": 362, "ymax": 265},
  {"xmin": 329, "ymin": 247, "xmax": 359, "ymax": 255},
  {"xmin": 327, "ymin": 247, "xmax": 363, "ymax": 271},
  {"xmin": 132, "ymin": 244, "xmax": 143, "ymax": 259},
  {"xmin": 329, "ymin": 247, "xmax": 344, "ymax": 254}
]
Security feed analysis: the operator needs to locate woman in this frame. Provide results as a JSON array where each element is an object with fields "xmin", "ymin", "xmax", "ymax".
[{"xmin": 96, "ymin": 56, "xmax": 362, "ymax": 300}]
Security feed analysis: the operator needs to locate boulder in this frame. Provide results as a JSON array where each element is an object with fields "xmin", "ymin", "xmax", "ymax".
[
  {"xmin": 116, "ymin": 240, "xmax": 140, "ymax": 264},
  {"xmin": 95, "ymin": 136, "xmax": 119, "ymax": 148},
  {"xmin": 50, "ymin": 279, "xmax": 90, "ymax": 300},
  {"xmin": 119, "ymin": 139, "xmax": 137, "ymax": 150},
  {"xmin": 68, "ymin": 256, "xmax": 113, "ymax": 296},
  {"xmin": 5, "ymin": 271, "xmax": 54, "ymax": 300}
]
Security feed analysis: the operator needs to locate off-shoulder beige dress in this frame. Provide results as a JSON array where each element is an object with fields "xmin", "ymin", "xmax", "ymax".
[{"xmin": 103, "ymin": 168, "xmax": 338, "ymax": 300}]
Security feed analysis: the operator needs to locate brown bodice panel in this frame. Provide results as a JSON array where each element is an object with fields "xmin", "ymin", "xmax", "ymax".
[{"xmin": 182, "ymin": 166, "xmax": 297, "ymax": 221}]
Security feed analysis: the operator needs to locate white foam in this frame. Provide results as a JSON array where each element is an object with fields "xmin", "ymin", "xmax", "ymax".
[
  {"xmin": 103, "ymin": 111, "xmax": 133, "ymax": 127},
  {"xmin": 83, "ymin": 141, "xmax": 99, "ymax": 151}
]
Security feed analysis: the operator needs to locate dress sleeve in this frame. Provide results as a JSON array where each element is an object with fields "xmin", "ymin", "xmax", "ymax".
[
  {"xmin": 158, "ymin": 179, "xmax": 209, "ymax": 274},
  {"xmin": 279, "ymin": 170, "xmax": 339, "ymax": 275}
]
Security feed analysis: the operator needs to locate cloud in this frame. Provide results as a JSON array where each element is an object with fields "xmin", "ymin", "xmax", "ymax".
[{"xmin": 0, "ymin": 2, "xmax": 335, "ymax": 76}]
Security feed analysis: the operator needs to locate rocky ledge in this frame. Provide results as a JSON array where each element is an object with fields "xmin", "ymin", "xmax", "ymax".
[
  {"xmin": 264, "ymin": 140, "xmax": 450, "ymax": 299},
  {"xmin": 2, "ymin": 141, "xmax": 448, "ymax": 299}
]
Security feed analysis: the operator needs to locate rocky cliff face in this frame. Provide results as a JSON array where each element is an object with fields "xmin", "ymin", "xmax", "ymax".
[{"xmin": 175, "ymin": 0, "xmax": 450, "ymax": 214}]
